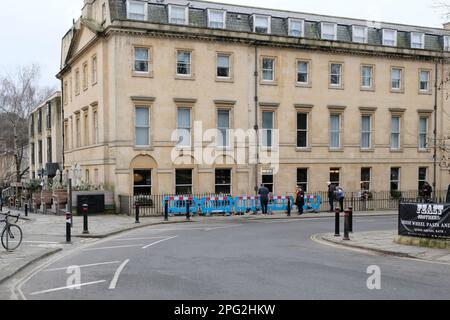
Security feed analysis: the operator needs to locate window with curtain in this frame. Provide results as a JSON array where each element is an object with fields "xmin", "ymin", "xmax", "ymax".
[
  {"xmin": 411, "ymin": 32, "xmax": 424, "ymax": 49},
  {"xmin": 391, "ymin": 116, "xmax": 401, "ymax": 150},
  {"xmin": 262, "ymin": 111, "xmax": 274, "ymax": 148},
  {"xmin": 177, "ymin": 51, "xmax": 192, "ymax": 76},
  {"xmin": 177, "ymin": 108, "xmax": 191, "ymax": 147},
  {"xmin": 209, "ymin": 10, "xmax": 225, "ymax": 29},
  {"xmin": 262, "ymin": 58, "xmax": 275, "ymax": 81},
  {"xmin": 330, "ymin": 63, "xmax": 342, "ymax": 86},
  {"xmin": 135, "ymin": 107, "xmax": 150, "ymax": 146},
  {"xmin": 352, "ymin": 26, "xmax": 368, "ymax": 43},
  {"xmin": 217, "ymin": 54, "xmax": 230, "ymax": 78},
  {"xmin": 419, "ymin": 117, "xmax": 428, "ymax": 149},
  {"xmin": 321, "ymin": 23, "xmax": 337, "ymax": 40},
  {"xmin": 289, "ymin": 19, "xmax": 303, "ymax": 37},
  {"xmin": 254, "ymin": 15, "xmax": 270, "ymax": 33},
  {"xmin": 170, "ymin": 5, "xmax": 187, "ymax": 25},
  {"xmin": 391, "ymin": 68, "xmax": 402, "ymax": 90},
  {"xmin": 134, "ymin": 48, "xmax": 149, "ymax": 73},
  {"xmin": 330, "ymin": 114, "xmax": 341, "ymax": 149},
  {"xmin": 297, "ymin": 61, "xmax": 309, "ymax": 84},
  {"xmin": 127, "ymin": 1, "xmax": 146, "ymax": 20},
  {"xmin": 361, "ymin": 66, "xmax": 373, "ymax": 88},
  {"xmin": 361, "ymin": 115, "xmax": 372, "ymax": 149},
  {"xmin": 419, "ymin": 71, "xmax": 430, "ymax": 92},
  {"xmin": 383, "ymin": 29, "xmax": 397, "ymax": 46},
  {"xmin": 217, "ymin": 110, "xmax": 230, "ymax": 147}
]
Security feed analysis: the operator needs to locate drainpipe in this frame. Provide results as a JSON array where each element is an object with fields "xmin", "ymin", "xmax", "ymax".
[
  {"xmin": 254, "ymin": 44, "xmax": 259, "ymax": 193},
  {"xmin": 433, "ymin": 60, "xmax": 438, "ymax": 202}
]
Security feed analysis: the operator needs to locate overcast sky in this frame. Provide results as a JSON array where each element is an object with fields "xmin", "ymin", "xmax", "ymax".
[{"xmin": 0, "ymin": 0, "xmax": 446, "ymax": 88}]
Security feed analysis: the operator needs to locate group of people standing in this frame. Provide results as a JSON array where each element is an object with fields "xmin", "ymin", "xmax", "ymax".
[{"xmin": 328, "ymin": 182, "xmax": 346, "ymax": 212}]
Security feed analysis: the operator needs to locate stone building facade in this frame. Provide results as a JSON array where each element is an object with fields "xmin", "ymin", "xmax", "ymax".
[{"xmin": 58, "ymin": 0, "xmax": 450, "ymax": 202}]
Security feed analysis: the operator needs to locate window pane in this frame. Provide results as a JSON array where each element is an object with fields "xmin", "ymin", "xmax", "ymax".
[
  {"xmin": 216, "ymin": 169, "xmax": 231, "ymax": 185},
  {"xmin": 262, "ymin": 112, "xmax": 273, "ymax": 129},
  {"xmin": 176, "ymin": 169, "xmax": 192, "ymax": 185},
  {"xmin": 177, "ymin": 51, "xmax": 191, "ymax": 75},
  {"xmin": 178, "ymin": 109, "xmax": 190, "ymax": 128},
  {"xmin": 136, "ymin": 128, "xmax": 149, "ymax": 146},
  {"xmin": 217, "ymin": 55, "xmax": 230, "ymax": 77},
  {"xmin": 218, "ymin": 110, "xmax": 229, "ymax": 128},
  {"xmin": 297, "ymin": 113, "xmax": 307, "ymax": 130},
  {"xmin": 136, "ymin": 107, "xmax": 149, "ymax": 126}
]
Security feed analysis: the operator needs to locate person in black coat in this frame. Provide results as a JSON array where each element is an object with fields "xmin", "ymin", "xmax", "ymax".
[
  {"xmin": 328, "ymin": 182, "xmax": 335, "ymax": 212},
  {"xmin": 295, "ymin": 186, "xmax": 305, "ymax": 215}
]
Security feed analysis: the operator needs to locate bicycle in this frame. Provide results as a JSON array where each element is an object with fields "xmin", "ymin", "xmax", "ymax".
[{"xmin": 0, "ymin": 212, "xmax": 23, "ymax": 251}]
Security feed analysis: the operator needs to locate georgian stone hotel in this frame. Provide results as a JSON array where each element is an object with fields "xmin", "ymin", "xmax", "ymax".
[{"xmin": 57, "ymin": 0, "xmax": 450, "ymax": 202}]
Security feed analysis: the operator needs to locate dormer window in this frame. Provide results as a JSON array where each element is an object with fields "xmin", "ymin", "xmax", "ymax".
[
  {"xmin": 411, "ymin": 32, "xmax": 425, "ymax": 49},
  {"xmin": 321, "ymin": 22, "xmax": 337, "ymax": 41},
  {"xmin": 253, "ymin": 15, "xmax": 271, "ymax": 34},
  {"xmin": 208, "ymin": 9, "xmax": 226, "ymax": 29},
  {"xmin": 382, "ymin": 29, "xmax": 397, "ymax": 46},
  {"xmin": 127, "ymin": 0, "xmax": 147, "ymax": 21},
  {"xmin": 288, "ymin": 18, "xmax": 304, "ymax": 37},
  {"xmin": 169, "ymin": 5, "xmax": 188, "ymax": 25},
  {"xmin": 444, "ymin": 36, "xmax": 450, "ymax": 51},
  {"xmin": 352, "ymin": 25, "xmax": 368, "ymax": 44}
]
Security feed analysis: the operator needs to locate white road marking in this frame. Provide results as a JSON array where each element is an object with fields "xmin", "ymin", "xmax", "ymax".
[
  {"xmin": 23, "ymin": 241, "xmax": 59, "ymax": 244},
  {"xmin": 142, "ymin": 236, "xmax": 178, "ymax": 249},
  {"xmin": 109, "ymin": 259, "xmax": 130, "ymax": 290},
  {"xmin": 44, "ymin": 261, "xmax": 122, "ymax": 272},
  {"xmin": 112, "ymin": 237, "xmax": 170, "ymax": 241},
  {"xmin": 83, "ymin": 244, "xmax": 144, "ymax": 251},
  {"xmin": 30, "ymin": 280, "xmax": 106, "ymax": 296}
]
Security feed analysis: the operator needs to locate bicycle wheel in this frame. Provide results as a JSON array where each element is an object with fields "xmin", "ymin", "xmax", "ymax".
[{"xmin": 1, "ymin": 224, "xmax": 23, "ymax": 251}]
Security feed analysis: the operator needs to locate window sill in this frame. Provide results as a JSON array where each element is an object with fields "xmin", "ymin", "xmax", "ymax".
[
  {"xmin": 260, "ymin": 81, "xmax": 278, "ymax": 86},
  {"xmin": 390, "ymin": 149, "xmax": 403, "ymax": 153},
  {"xmin": 418, "ymin": 149, "xmax": 431, "ymax": 153},
  {"xmin": 390, "ymin": 89, "xmax": 404, "ymax": 94},
  {"xmin": 296, "ymin": 83, "xmax": 312, "ymax": 88},
  {"xmin": 360, "ymin": 87, "xmax": 375, "ymax": 92},
  {"xmin": 134, "ymin": 146, "xmax": 154, "ymax": 151},
  {"xmin": 329, "ymin": 85, "xmax": 344, "ymax": 90},
  {"xmin": 296, "ymin": 147, "xmax": 312, "ymax": 152},
  {"xmin": 175, "ymin": 75, "xmax": 195, "ymax": 81},
  {"xmin": 133, "ymin": 72, "xmax": 153, "ymax": 78},
  {"xmin": 329, "ymin": 148, "xmax": 344, "ymax": 152},
  {"xmin": 216, "ymin": 77, "xmax": 234, "ymax": 83},
  {"xmin": 418, "ymin": 91, "xmax": 432, "ymax": 95},
  {"xmin": 360, "ymin": 148, "xmax": 374, "ymax": 152}
]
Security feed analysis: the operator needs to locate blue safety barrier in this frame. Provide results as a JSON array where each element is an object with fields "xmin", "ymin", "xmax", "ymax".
[
  {"xmin": 267, "ymin": 196, "xmax": 295, "ymax": 213},
  {"xmin": 302, "ymin": 195, "xmax": 322, "ymax": 213},
  {"xmin": 234, "ymin": 196, "xmax": 261, "ymax": 214},
  {"xmin": 200, "ymin": 196, "xmax": 235, "ymax": 216},
  {"xmin": 163, "ymin": 196, "xmax": 199, "ymax": 216}
]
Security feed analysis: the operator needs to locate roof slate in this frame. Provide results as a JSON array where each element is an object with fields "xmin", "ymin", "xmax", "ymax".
[{"xmin": 108, "ymin": 0, "xmax": 448, "ymax": 52}]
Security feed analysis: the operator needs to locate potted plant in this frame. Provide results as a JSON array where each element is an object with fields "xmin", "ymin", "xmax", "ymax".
[{"xmin": 52, "ymin": 177, "xmax": 68, "ymax": 208}]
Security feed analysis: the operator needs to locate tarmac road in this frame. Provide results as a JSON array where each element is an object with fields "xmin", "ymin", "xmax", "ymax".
[{"xmin": 10, "ymin": 215, "xmax": 450, "ymax": 300}]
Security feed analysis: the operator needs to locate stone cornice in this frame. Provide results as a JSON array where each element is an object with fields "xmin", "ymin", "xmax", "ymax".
[{"xmin": 105, "ymin": 21, "xmax": 450, "ymax": 62}]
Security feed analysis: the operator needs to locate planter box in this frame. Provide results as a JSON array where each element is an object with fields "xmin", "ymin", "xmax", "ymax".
[
  {"xmin": 41, "ymin": 191, "xmax": 53, "ymax": 208},
  {"xmin": 53, "ymin": 190, "xmax": 68, "ymax": 206}
]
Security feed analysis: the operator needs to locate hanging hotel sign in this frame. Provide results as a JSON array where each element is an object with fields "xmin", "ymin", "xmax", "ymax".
[{"xmin": 399, "ymin": 203, "xmax": 450, "ymax": 239}]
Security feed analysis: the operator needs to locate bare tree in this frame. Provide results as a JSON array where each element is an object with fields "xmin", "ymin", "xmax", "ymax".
[
  {"xmin": 433, "ymin": 0, "xmax": 450, "ymax": 21},
  {"xmin": 0, "ymin": 64, "xmax": 53, "ymax": 190}
]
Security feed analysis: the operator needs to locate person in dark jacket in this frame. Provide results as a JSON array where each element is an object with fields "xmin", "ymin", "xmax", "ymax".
[
  {"xmin": 295, "ymin": 186, "xmax": 305, "ymax": 215},
  {"xmin": 421, "ymin": 182, "xmax": 433, "ymax": 203},
  {"xmin": 258, "ymin": 184, "xmax": 270, "ymax": 215},
  {"xmin": 328, "ymin": 182, "xmax": 335, "ymax": 212}
]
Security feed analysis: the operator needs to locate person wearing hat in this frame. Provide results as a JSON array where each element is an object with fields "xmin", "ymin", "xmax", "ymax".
[{"xmin": 327, "ymin": 182, "xmax": 335, "ymax": 212}]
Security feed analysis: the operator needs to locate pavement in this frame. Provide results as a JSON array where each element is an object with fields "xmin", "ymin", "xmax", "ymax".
[
  {"xmin": 319, "ymin": 230, "xmax": 450, "ymax": 264},
  {"xmin": 6, "ymin": 214, "xmax": 450, "ymax": 300},
  {"xmin": 1, "ymin": 208, "xmax": 440, "ymax": 296}
]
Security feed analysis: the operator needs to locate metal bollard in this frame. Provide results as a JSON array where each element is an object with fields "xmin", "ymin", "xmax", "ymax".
[
  {"xmin": 66, "ymin": 212, "xmax": 72, "ymax": 243},
  {"xmin": 186, "ymin": 201, "xmax": 191, "ymax": 221},
  {"xmin": 0, "ymin": 199, "xmax": 3, "ymax": 212},
  {"xmin": 343, "ymin": 210, "xmax": 350, "ymax": 241},
  {"xmin": 135, "ymin": 203, "xmax": 140, "ymax": 224},
  {"xmin": 287, "ymin": 198, "xmax": 291, "ymax": 217},
  {"xmin": 25, "ymin": 203, "xmax": 28, "ymax": 217},
  {"xmin": 349, "ymin": 206, "xmax": 353, "ymax": 233},
  {"xmin": 82, "ymin": 204, "xmax": 89, "ymax": 235},
  {"xmin": 334, "ymin": 207, "xmax": 340, "ymax": 237},
  {"xmin": 164, "ymin": 200, "xmax": 169, "ymax": 221}
]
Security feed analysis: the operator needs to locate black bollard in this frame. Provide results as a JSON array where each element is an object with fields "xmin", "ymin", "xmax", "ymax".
[
  {"xmin": 82, "ymin": 204, "xmax": 89, "ymax": 235},
  {"xmin": 135, "ymin": 203, "xmax": 140, "ymax": 224},
  {"xmin": 287, "ymin": 197, "xmax": 291, "ymax": 217},
  {"xmin": 334, "ymin": 207, "xmax": 340, "ymax": 237},
  {"xmin": 343, "ymin": 210, "xmax": 350, "ymax": 241},
  {"xmin": 164, "ymin": 200, "xmax": 169, "ymax": 222},
  {"xmin": 349, "ymin": 206, "xmax": 353, "ymax": 233},
  {"xmin": 186, "ymin": 200, "xmax": 191, "ymax": 221},
  {"xmin": 25, "ymin": 203, "xmax": 28, "ymax": 217},
  {"xmin": 0, "ymin": 198, "xmax": 3, "ymax": 212},
  {"xmin": 66, "ymin": 212, "xmax": 72, "ymax": 243}
]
